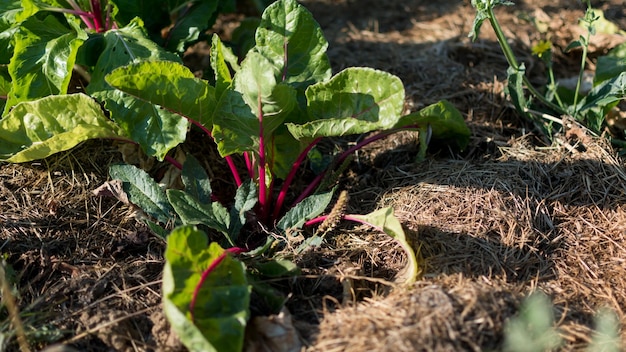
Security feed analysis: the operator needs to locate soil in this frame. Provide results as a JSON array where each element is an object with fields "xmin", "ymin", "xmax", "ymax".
[{"xmin": 2, "ymin": 0, "xmax": 626, "ymax": 351}]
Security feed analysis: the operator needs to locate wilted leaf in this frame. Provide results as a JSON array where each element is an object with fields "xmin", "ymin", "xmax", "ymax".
[{"xmin": 350, "ymin": 207, "xmax": 419, "ymax": 284}]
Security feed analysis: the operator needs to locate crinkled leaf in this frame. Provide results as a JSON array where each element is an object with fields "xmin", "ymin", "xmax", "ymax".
[
  {"xmin": 351, "ymin": 207, "xmax": 418, "ymax": 284},
  {"xmin": 181, "ymin": 155, "xmax": 213, "ymax": 204},
  {"xmin": 106, "ymin": 60, "xmax": 216, "ymax": 128},
  {"xmin": 163, "ymin": 226, "xmax": 249, "ymax": 352},
  {"xmin": 109, "ymin": 163, "xmax": 177, "ymax": 225},
  {"xmin": 87, "ymin": 19, "xmax": 186, "ymax": 160},
  {"xmin": 254, "ymin": 0, "xmax": 331, "ymax": 94},
  {"xmin": 0, "ymin": 0, "xmax": 40, "ymax": 27},
  {"xmin": 0, "ymin": 94, "xmax": 125, "ymax": 162},
  {"xmin": 0, "ymin": 0, "xmax": 39, "ymax": 64},
  {"xmin": 395, "ymin": 100, "xmax": 471, "ymax": 150},
  {"xmin": 213, "ymin": 51, "xmax": 297, "ymax": 156},
  {"xmin": 166, "ymin": 189, "xmax": 232, "ymax": 245},
  {"xmin": 276, "ymin": 187, "xmax": 335, "ymax": 231},
  {"xmin": 5, "ymin": 15, "xmax": 87, "ymax": 111},
  {"xmin": 210, "ymin": 34, "xmax": 233, "ymax": 99},
  {"xmin": 287, "ymin": 67, "xmax": 405, "ymax": 139}
]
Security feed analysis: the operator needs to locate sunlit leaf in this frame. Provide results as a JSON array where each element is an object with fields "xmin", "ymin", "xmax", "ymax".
[
  {"xmin": 5, "ymin": 15, "xmax": 86, "ymax": 111},
  {"xmin": 87, "ymin": 18, "xmax": 186, "ymax": 160},
  {"xmin": 0, "ymin": 94, "xmax": 125, "ymax": 162},
  {"xmin": 106, "ymin": 60, "xmax": 217, "ymax": 128},
  {"xmin": 163, "ymin": 226, "xmax": 249, "ymax": 352},
  {"xmin": 287, "ymin": 67, "xmax": 405, "ymax": 139},
  {"xmin": 350, "ymin": 207, "xmax": 419, "ymax": 284}
]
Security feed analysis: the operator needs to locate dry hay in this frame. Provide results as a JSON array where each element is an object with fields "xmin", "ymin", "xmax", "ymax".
[
  {"xmin": 0, "ymin": 141, "xmax": 166, "ymax": 351},
  {"xmin": 308, "ymin": 136, "xmax": 626, "ymax": 350}
]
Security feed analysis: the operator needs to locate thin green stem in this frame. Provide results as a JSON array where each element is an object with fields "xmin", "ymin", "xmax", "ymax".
[
  {"xmin": 486, "ymin": 6, "xmax": 567, "ymax": 116},
  {"xmin": 573, "ymin": 3, "xmax": 595, "ymax": 117}
]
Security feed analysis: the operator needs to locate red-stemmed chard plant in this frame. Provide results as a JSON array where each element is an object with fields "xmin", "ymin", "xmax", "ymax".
[{"xmin": 104, "ymin": 0, "xmax": 470, "ymax": 350}]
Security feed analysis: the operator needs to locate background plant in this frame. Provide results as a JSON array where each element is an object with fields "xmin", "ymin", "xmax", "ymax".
[
  {"xmin": 504, "ymin": 292, "xmax": 622, "ymax": 352},
  {"xmin": 470, "ymin": 0, "xmax": 626, "ymax": 141}
]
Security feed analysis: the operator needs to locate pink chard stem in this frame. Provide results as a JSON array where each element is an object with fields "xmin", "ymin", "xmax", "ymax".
[
  {"xmin": 189, "ymin": 247, "xmax": 247, "ymax": 322},
  {"xmin": 292, "ymin": 130, "xmax": 397, "ymax": 207},
  {"xmin": 244, "ymin": 152, "xmax": 254, "ymax": 179},
  {"xmin": 257, "ymin": 94, "xmax": 270, "ymax": 222},
  {"xmin": 273, "ymin": 137, "xmax": 322, "ymax": 219},
  {"xmin": 189, "ymin": 118, "xmax": 243, "ymax": 187},
  {"xmin": 89, "ymin": 0, "xmax": 104, "ymax": 32}
]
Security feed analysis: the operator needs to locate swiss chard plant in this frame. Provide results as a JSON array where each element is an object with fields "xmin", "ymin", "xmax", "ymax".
[
  {"xmin": 470, "ymin": 0, "xmax": 626, "ymax": 140},
  {"xmin": 1, "ymin": 0, "xmax": 470, "ymax": 350},
  {"xmin": 102, "ymin": 0, "xmax": 470, "ymax": 350}
]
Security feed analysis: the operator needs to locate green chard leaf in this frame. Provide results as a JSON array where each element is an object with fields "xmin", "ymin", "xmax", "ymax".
[
  {"xmin": 106, "ymin": 61, "xmax": 217, "ymax": 128},
  {"xmin": 228, "ymin": 179, "xmax": 258, "ymax": 240},
  {"xmin": 254, "ymin": 0, "xmax": 331, "ymax": 96},
  {"xmin": 87, "ymin": 18, "xmax": 188, "ymax": 161},
  {"xmin": 163, "ymin": 226, "xmax": 250, "ymax": 352},
  {"xmin": 5, "ymin": 15, "xmax": 87, "ymax": 112},
  {"xmin": 212, "ymin": 51, "xmax": 297, "ymax": 157},
  {"xmin": 395, "ymin": 100, "xmax": 471, "ymax": 150},
  {"xmin": 181, "ymin": 155, "xmax": 213, "ymax": 204},
  {"xmin": 287, "ymin": 67, "xmax": 405, "ymax": 139},
  {"xmin": 0, "ymin": 94, "xmax": 125, "ymax": 162},
  {"xmin": 0, "ymin": 66, "xmax": 10, "ymax": 113},
  {"xmin": 276, "ymin": 187, "xmax": 335, "ymax": 232},
  {"xmin": 210, "ymin": 34, "xmax": 233, "ymax": 99},
  {"xmin": 109, "ymin": 163, "xmax": 177, "ymax": 225},
  {"xmin": 166, "ymin": 189, "xmax": 232, "ymax": 245}
]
